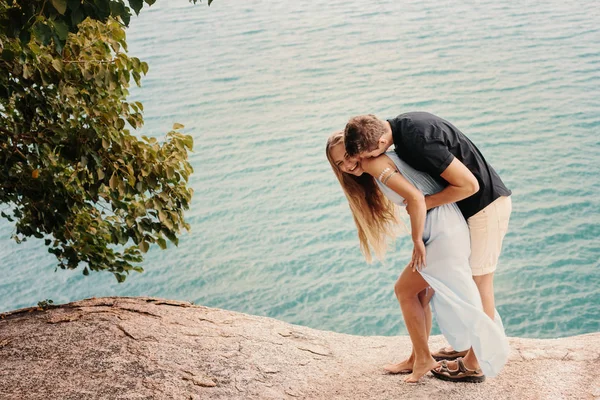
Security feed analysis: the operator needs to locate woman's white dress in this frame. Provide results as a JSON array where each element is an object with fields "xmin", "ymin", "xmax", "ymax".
[{"xmin": 377, "ymin": 152, "xmax": 509, "ymax": 377}]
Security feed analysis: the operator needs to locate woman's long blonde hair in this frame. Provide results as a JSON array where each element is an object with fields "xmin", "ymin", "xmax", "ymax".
[{"xmin": 326, "ymin": 131, "xmax": 400, "ymax": 262}]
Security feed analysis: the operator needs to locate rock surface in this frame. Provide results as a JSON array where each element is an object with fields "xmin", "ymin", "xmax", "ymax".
[{"xmin": 0, "ymin": 297, "xmax": 598, "ymax": 400}]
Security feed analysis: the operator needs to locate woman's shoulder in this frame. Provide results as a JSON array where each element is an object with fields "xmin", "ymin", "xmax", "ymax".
[{"xmin": 362, "ymin": 153, "xmax": 397, "ymax": 175}]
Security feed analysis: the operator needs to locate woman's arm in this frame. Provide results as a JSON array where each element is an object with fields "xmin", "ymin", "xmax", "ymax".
[{"xmin": 362, "ymin": 155, "xmax": 427, "ymax": 271}]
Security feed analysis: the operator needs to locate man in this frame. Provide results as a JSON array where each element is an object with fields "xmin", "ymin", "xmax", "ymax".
[{"xmin": 344, "ymin": 111, "xmax": 512, "ymax": 382}]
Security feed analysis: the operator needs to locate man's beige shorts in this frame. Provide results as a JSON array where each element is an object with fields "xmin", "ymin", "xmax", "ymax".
[{"xmin": 467, "ymin": 196, "xmax": 512, "ymax": 276}]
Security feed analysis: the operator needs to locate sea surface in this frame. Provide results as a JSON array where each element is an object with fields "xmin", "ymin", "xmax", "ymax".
[{"xmin": 1, "ymin": 0, "xmax": 599, "ymax": 339}]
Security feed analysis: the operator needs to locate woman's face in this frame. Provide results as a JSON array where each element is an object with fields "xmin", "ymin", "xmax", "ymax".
[{"xmin": 330, "ymin": 142, "xmax": 364, "ymax": 176}]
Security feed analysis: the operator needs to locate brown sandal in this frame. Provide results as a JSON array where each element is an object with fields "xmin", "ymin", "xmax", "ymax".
[
  {"xmin": 432, "ymin": 347, "xmax": 469, "ymax": 361},
  {"xmin": 431, "ymin": 358, "xmax": 486, "ymax": 383}
]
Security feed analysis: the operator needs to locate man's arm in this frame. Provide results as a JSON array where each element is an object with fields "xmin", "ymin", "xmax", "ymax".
[
  {"xmin": 424, "ymin": 158, "xmax": 479, "ymax": 210},
  {"xmin": 398, "ymin": 117, "xmax": 479, "ymax": 212}
]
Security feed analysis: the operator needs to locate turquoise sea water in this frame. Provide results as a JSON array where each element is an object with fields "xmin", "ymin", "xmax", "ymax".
[{"xmin": 1, "ymin": 0, "xmax": 598, "ymax": 339}]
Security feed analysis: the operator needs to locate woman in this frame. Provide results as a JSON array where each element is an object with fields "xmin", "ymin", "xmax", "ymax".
[{"xmin": 326, "ymin": 131, "xmax": 509, "ymax": 383}]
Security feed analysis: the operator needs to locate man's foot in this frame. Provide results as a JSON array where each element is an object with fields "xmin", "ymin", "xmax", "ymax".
[
  {"xmin": 431, "ymin": 346, "xmax": 468, "ymax": 361},
  {"xmin": 440, "ymin": 357, "xmax": 479, "ymax": 372},
  {"xmin": 431, "ymin": 358, "xmax": 485, "ymax": 383},
  {"xmin": 404, "ymin": 357, "xmax": 439, "ymax": 383},
  {"xmin": 383, "ymin": 358, "xmax": 413, "ymax": 374}
]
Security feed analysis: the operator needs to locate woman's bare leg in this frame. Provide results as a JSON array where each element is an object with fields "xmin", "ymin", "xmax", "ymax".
[
  {"xmin": 421, "ymin": 287, "xmax": 434, "ymax": 341},
  {"xmin": 395, "ymin": 266, "xmax": 438, "ymax": 382},
  {"xmin": 384, "ymin": 287, "xmax": 434, "ymax": 373}
]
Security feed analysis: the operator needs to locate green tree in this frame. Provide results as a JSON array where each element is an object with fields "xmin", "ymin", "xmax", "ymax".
[{"xmin": 0, "ymin": 0, "xmax": 210, "ymax": 281}]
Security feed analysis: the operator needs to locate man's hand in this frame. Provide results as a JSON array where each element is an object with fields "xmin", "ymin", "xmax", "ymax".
[
  {"xmin": 403, "ymin": 196, "xmax": 432, "ymax": 215},
  {"xmin": 405, "ymin": 196, "xmax": 433, "ymax": 214}
]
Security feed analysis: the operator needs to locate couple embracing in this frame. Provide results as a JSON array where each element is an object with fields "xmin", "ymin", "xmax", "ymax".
[{"xmin": 326, "ymin": 112, "xmax": 512, "ymax": 383}]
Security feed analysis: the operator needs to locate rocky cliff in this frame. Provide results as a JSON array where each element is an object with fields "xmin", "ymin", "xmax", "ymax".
[{"xmin": 0, "ymin": 297, "xmax": 597, "ymax": 399}]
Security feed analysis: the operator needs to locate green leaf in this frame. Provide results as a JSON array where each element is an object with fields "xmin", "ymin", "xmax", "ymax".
[
  {"xmin": 0, "ymin": 9, "xmax": 192, "ymax": 282},
  {"xmin": 70, "ymin": 7, "xmax": 84, "ymax": 26},
  {"xmin": 164, "ymin": 230, "xmax": 179, "ymax": 246},
  {"xmin": 51, "ymin": 0, "xmax": 68, "ymax": 15},
  {"xmin": 32, "ymin": 22, "xmax": 53, "ymax": 46},
  {"xmin": 173, "ymin": 123, "xmax": 184, "ymax": 130},
  {"xmin": 53, "ymin": 20, "xmax": 69, "ymax": 40},
  {"xmin": 52, "ymin": 59, "xmax": 63, "ymax": 72},
  {"xmin": 1, "ymin": 49, "xmax": 15, "ymax": 62},
  {"xmin": 19, "ymin": 28, "xmax": 31, "ymax": 44},
  {"xmin": 132, "ymin": 71, "xmax": 141, "ymax": 86},
  {"xmin": 128, "ymin": 0, "xmax": 144, "ymax": 15},
  {"xmin": 121, "ymin": 9, "xmax": 131, "ymax": 26},
  {"xmin": 29, "ymin": 42, "xmax": 41, "ymax": 54},
  {"xmin": 116, "ymin": 229, "xmax": 128, "ymax": 245},
  {"xmin": 109, "ymin": 1, "xmax": 127, "ymax": 20},
  {"xmin": 183, "ymin": 135, "xmax": 193, "ymax": 150},
  {"xmin": 23, "ymin": 64, "xmax": 32, "ymax": 79},
  {"xmin": 109, "ymin": 173, "xmax": 119, "ymax": 189}
]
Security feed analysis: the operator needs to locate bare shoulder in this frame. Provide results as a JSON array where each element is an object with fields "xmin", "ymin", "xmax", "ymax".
[{"xmin": 362, "ymin": 154, "xmax": 396, "ymax": 175}]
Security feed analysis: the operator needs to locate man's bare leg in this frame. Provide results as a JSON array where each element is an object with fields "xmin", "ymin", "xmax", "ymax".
[
  {"xmin": 443, "ymin": 272, "xmax": 496, "ymax": 371},
  {"xmin": 447, "ymin": 195, "xmax": 510, "ymax": 371},
  {"xmin": 473, "ymin": 272, "xmax": 495, "ymax": 319}
]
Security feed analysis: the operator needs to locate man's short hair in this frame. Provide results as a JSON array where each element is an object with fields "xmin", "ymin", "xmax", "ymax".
[{"xmin": 344, "ymin": 114, "xmax": 386, "ymax": 156}]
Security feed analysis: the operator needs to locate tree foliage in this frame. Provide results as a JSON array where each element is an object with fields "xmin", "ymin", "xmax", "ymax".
[{"xmin": 0, "ymin": 0, "xmax": 208, "ymax": 281}]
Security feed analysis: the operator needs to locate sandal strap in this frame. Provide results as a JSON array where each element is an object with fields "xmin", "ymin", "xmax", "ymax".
[
  {"xmin": 436, "ymin": 360, "xmax": 462, "ymax": 377},
  {"xmin": 437, "ymin": 360, "xmax": 450, "ymax": 374},
  {"xmin": 437, "ymin": 347, "xmax": 460, "ymax": 356},
  {"xmin": 457, "ymin": 358, "xmax": 468, "ymax": 373},
  {"xmin": 435, "ymin": 358, "xmax": 484, "ymax": 379},
  {"xmin": 456, "ymin": 358, "xmax": 483, "ymax": 375}
]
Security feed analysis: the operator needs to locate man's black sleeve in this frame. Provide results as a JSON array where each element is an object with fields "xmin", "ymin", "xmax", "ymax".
[{"xmin": 403, "ymin": 119, "xmax": 455, "ymax": 176}]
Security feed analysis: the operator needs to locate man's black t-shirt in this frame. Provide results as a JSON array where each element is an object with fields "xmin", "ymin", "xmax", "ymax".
[{"xmin": 388, "ymin": 112, "xmax": 511, "ymax": 220}]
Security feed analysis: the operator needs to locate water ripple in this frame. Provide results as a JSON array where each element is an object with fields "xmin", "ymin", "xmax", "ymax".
[{"xmin": 0, "ymin": 0, "xmax": 598, "ymax": 340}]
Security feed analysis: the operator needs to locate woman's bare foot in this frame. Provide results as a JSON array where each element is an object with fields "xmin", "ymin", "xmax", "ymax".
[
  {"xmin": 404, "ymin": 357, "xmax": 439, "ymax": 383},
  {"xmin": 383, "ymin": 357, "xmax": 413, "ymax": 374}
]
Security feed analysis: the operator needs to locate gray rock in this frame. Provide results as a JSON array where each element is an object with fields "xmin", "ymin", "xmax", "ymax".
[{"xmin": 0, "ymin": 297, "xmax": 597, "ymax": 400}]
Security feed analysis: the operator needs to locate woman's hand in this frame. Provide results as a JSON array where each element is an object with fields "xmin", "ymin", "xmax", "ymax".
[{"xmin": 409, "ymin": 239, "xmax": 427, "ymax": 272}]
